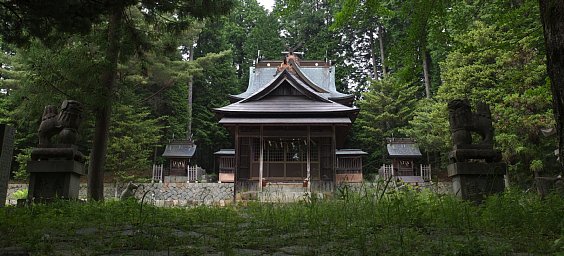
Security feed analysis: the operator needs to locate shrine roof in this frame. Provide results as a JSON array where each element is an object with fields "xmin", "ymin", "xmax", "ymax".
[
  {"xmin": 215, "ymin": 53, "xmax": 358, "ymax": 126},
  {"xmin": 215, "ymin": 95, "xmax": 356, "ymax": 114},
  {"xmin": 214, "ymin": 149, "xmax": 235, "ymax": 155},
  {"xmin": 162, "ymin": 140, "xmax": 197, "ymax": 158},
  {"xmin": 336, "ymin": 149, "xmax": 368, "ymax": 155},
  {"xmin": 231, "ymin": 61, "xmax": 351, "ymax": 102},
  {"xmin": 386, "ymin": 143, "xmax": 422, "ymax": 158}
]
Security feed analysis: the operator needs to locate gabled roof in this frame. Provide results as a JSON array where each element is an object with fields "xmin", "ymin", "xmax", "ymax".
[
  {"xmin": 386, "ymin": 143, "xmax": 422, "ymax": 158},
  {"xmin": 215, "ymin": 53, "xmax": 358, "ymax": 127},
  {"xmin": 230, "ymin": 60, "xmax": 352, "ymax": 103},
  {"xmin": 162, "ymin": 140, "xmax": 197, "ymax": 158},
  {"xmin": 241, "ymin": 69, "xmax": 331, "ymax": 103},
  {"xmin": 215, "ymin": 67, "xmax": 357, "ymax": 115}
]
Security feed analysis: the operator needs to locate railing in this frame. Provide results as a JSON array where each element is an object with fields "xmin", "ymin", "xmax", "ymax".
[
  {"xmin": 380, "ymin": 164, "xmax": 394, "ymax": 180},
  {"xmin": 420, "ymin": 164, "xmax": 431, "ymax": 181},
  {"xmin": 187, "ymin": 165, "xmax": 204, "ymax": 182},
  {"xmin": 336, "ymin": 157, "xmax": 362, "ymax": 172},
  {"xmin": 219, "ymin": 156, "xmax": 235, "ymax": 171},
  {"xmin": 152, "ymin": 164, "xmax": 163, "ymax": 183}
]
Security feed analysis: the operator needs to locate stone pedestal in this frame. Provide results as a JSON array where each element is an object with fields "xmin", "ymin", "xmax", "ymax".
[
  {"xmin": 27, "ymin": 147, "xmax": 85, "ymax": 202},
  {"xmin": 448, "ymin": 162, "xmax": 506, "ymax": 202}
]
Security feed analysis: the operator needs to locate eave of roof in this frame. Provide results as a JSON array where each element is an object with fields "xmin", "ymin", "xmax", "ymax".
[
  {"xmin": 218, "ymin": 117, "xmax": 352, "ymax": 125},
  {"xmin": 215, "ymin": 95, "xmax": 357, "ymax": 114},
  {"xmin": 336, "ymin": 149, "xmax": 368, "ymax": 155},
  {"xmin": 214, "ymin": 149, "xmax": 235, "ymax": 155}
]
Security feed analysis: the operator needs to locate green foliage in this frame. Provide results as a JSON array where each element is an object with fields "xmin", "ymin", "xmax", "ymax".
[
  {"xmin": 13, "ymin": 148, "xmax": 32, "ymax": 181},
  {"xmin": 433, "ymin": 10, "xmax": 554, "ymax": 184},
  {"xmin": 106, "ymin": 104, "xmax": 163, "ymax": 181},
  {"xmin": 9, "ymin": 189, "xmax": 27, "ymax": 200},
  {"xmin": 352, "ymin": 75, "xmax": 420, "ymax": 171},
  {"xmin": 401, "ymin": 99, "xmax": 451, "ymax": 169},
  {"xmin": 530, "ymin": 159, "xmax": 544, "ymax": 173},
  {"xmin": 192, "ymin": 50, "xmax": 238, "ymax": 168},
  {"xmin": 0, "ymin": 189, "xmax": 562, "ymax": 254}
]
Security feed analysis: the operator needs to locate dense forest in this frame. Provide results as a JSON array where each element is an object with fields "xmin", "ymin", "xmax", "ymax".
[{"xmin": 0, "ymin": 0, "xmax": 560, "ymax": 190}]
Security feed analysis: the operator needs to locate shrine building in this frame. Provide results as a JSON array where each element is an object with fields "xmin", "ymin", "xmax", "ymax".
[{"xmin": 214, "ymin": 52, "xmax": 366, "ymax": 196}]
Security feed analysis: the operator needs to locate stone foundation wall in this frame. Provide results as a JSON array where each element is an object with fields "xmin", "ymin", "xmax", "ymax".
[
  {"xmin": 5, "ymin": 181, "xmax": 452, "ymax": 206},
  {"xmin": 140, "ymin": 183, "xmax": 234, "ymax": 206},
  {"xmin": 5, "ymin": 182, "xmax": 234, "ymax": 206}
]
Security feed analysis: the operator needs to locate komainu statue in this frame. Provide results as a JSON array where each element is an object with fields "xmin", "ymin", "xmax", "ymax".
[
  {"xmin": 448, "ymin": 99, "xmax": 494, "ymax": 147},
  {"xmin": 447, "ymin": 99, "xmax": 501, "ymax": 162},
  {"xmin": 38, "ymin": 100, "xmax": 83, "ymax": 146}
]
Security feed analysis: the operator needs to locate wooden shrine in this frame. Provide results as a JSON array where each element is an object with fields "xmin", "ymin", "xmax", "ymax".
[
  {"xmin": 215, "ymin": 52, "xmax": 366, "ymax": 195},
  {"xmin": 379, "ymin": 138, "xmax": 431, "ymax": 184},
  {"xmin": 161, "ymin": 140, "xmax": 197, "ymax": 177}
]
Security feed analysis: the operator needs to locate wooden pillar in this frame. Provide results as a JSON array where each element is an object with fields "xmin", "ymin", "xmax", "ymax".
[
  {"xmin": 233, "ymin": 125, "xmax": 239, "ymax": 203},
  {"xmin": 307, "ymin": 126, "xmax": 311, "ymax": 191},
  {"xmin": 332, "ymin": 125, "xmax": 336, "ymax": 187},
  {"xmin": 259, "ymin": 125, "xmax": 264, "ymax": 193}
]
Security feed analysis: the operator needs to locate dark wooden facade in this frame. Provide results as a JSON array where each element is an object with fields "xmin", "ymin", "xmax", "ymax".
[
  {"xmin": 380, "ymin": 138, "xmax": 431, "ymax": 183},
  {"xmin": 215, "ymin": 53, "xmax": 364, "ymax": 191},
  {"xmin": 162, "ymin": 140, "xmax": 196, "ymax": 176}
]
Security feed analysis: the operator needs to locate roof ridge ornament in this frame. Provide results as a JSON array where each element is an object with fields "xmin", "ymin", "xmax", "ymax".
[{"xmin": 277, "ymin": 52, "xmax": 302, "ymax": 74}]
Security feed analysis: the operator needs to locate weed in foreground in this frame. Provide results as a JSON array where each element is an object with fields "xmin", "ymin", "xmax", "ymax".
[{"xmin": 0, "ymin": 189, "xmax": 562, "ymax": 255}]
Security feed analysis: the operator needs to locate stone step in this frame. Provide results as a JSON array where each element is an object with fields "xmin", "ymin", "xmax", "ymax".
[
  {"xmin": 259, "ymin": 191, "xmax": 310, "ymax": 202},
  {"xmin": 263, "ymin": 187, "xmax": 307, "ymax": 193}
]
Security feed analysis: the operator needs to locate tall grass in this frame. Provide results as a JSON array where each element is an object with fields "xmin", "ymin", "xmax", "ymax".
[{"xmin": 0, "ymin": 187, "xmax": 562, "ymax": 255}]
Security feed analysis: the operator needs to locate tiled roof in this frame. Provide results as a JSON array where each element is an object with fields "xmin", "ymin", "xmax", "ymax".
[
  {"xmin": 216, "ymin": 95, "xmax": 355, "ymax": 114},
  {"xmin": 215, "ymin": 55, "xmax": 358, "ymax": 126},
  {"xmin": 232, "ymin": 65, "xmax": 350, "ymax": 101},
  {"xmin": 386, "ymin": 143, "xmax": 422, "ymax": 158},
  {"xmin": 162, "ymin": 141, "xmax": 197, "ymax": 158}
]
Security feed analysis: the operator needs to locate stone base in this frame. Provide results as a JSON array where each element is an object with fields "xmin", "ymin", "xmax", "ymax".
[
  {"xmin": 27, "ymin": 159, "xmax": 84, "ymax": 202},
  {"xmin": 449, "ymin": 147, "xmax": 502, "ymax": 163},
  {"xmin": 448, "ymin": 162, "xmax": 506, "ymax": 202}
]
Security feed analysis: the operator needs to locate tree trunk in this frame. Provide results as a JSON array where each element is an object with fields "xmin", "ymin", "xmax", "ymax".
[
  {"xmin": 378, "ymin": 25, "xmax": 387, "ymax": 78},
  {"xmin": 187, "ymin": 44, "xmax": 194, "ymax": 139},
  {"xmin": 369, "ymin": 28, "xmax": 378, "ymax": 79},
  {"xmin": 422, "ymin": 48, "xmax": 431, "ymax": 98},
  {"xmin": 539, "ymin": 0, "xmax": 564, "ymax": 175},
  {"xmin": 88, "ymin": 7, "xmax": 123, "ymax": 201}
]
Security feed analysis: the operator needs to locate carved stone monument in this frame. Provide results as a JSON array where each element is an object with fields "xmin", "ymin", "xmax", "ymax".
[
  {"xmin": 27, "ymin": 100, "xmax": 85, "ymax": 202},
  {"xmin": 0, "ymin": 124, "xmax": 15, "ymax": 207},
  {"xmin": 447, "ymin": 99, "xmax": 506, "ymax": 202}
]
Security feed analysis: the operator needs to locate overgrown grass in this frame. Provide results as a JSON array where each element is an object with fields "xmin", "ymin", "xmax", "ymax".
[{"xmin": 0, "ymin": 187, "xmax": 562, "ymax": 255}]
